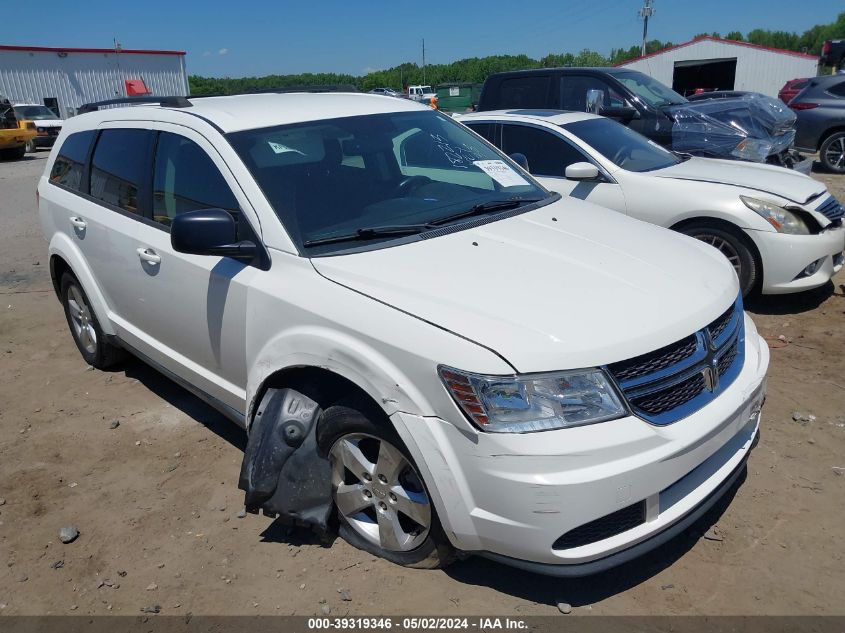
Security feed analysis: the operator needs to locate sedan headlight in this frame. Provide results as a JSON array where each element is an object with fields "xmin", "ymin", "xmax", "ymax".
[
  {"xmin": 439, "ymin": 366, "xmax": 628, "ymax": 433},
  {"xmin": 741, "ymin": 195, "xmax": 810, "ymax": 235}
]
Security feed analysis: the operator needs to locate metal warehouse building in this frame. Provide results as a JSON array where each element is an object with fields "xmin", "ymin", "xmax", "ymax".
[
  {"xmin": 618, "ymin": 36, "xmax": 819, "ymax": 97},
  {"xmin": 0, "ymin": 45, "xmax": 189, "ymax": 118}
]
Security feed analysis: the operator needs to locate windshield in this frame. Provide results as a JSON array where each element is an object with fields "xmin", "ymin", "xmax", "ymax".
[
  {"xmin": 565, "ymin": 117, "xmax": 681, "ymax": 172},
  {"xmin": 15, "ymin": 105, "xmax": 58, "ymax": 120},
  {"xmin": 614, "ymin": 71, "xmax": 687, "ymax": 108},
  {"xmin": 228, "ymin": 110, "xmax": 548, "ymax": 254}
]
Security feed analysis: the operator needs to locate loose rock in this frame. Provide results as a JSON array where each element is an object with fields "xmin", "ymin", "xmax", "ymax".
[
  {"xmin": 146, "ymin": 583, "xmax": 158, "ymax": 591},
  {"xmin": 58, "ymin": 526, "xmax": 79, "ymax": 544},
  {"xmin": 321, "ymin": 604, "xmax": 331, "ymax": 615},
  {"xmin": 50, "ymin": 560, "xmax": 64, "ymax": 569},
  {"xmin": 792, "ymin": 411, "xmax": 816, "ymax": 423},
  {"xmin": 141, "ymin": 605, "xmax": 161, "ymax": 614},
  {"xmin": 339, "ymin": 590, "xmax": 351, "ymax": 602},
  {"xmin": 17, "ymin": 573, "xmax": 28, "ymax": 582},
  {"xmin": 703, "ymin": 526, "xmax": 724, "ymax": 542},
  {"xmin": 236, "ymin": 508, "xmax": 247, "ymax": 519},
  {"xmin": 0, "ymin": 498, "xmax": 6, "ymax": 506},
  {"xmin": 661, "ymin": 583, "xmax": 674, "ymax": 590},
  {"xmin": 109, "ymin": 420, "xmax": 120, "ymax": 429},
  {"xmin": 557, "ymin": 602, "xmax": 572, "ymax": 614}
]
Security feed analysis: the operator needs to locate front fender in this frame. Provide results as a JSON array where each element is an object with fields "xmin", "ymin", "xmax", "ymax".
[
  {"xmin": 48, "ymin": 232, "xmax": 115, "ymax": 335},
  {"xmin": 247, "ymin": 326, "xmax": 437, "ymax": 426}
]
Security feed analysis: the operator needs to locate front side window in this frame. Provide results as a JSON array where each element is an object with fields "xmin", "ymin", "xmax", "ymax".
[
  {"xmin": 559, "ymin": 76, "xmax": 630, "ymax": 112},
  {"xmin": 89, "ymin": 129, "xmax": 154, "ymax": 214},
  {"xmin": 228, "ymin": 110, "xmax": 549, "ymax": 253},
  {"xmin": 564, "ymin": 118, "xmax": 680, "ymax": 172},
  {"xmin": 614, "ymin": 71, "xmax": 687, "ymax": 108},
  {"xmin": 50, "ymin": 130, "xmax": 95, "ymax": 191},
  {"xmin": 501, "ymin": 124, "xmax": 588, "ymax": 177}
]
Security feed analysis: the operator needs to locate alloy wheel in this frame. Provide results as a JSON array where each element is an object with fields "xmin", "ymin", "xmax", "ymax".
[
  {"xmin": 67, "ymin": 284, "xmax": 97, "ymax": 354},
  {"xmin": 694, "ymin": 234, "xmax": 742, "ymax": 276},
  {"xmin": 823, "ymin": 136, "xmax": 845, "ymax": 170},
  {"xmin": 329, "ymin": 433, "xmax": 431, "ymax": 552}
]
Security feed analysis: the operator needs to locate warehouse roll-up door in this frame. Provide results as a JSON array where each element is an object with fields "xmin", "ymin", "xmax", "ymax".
[{"xmin": 672, "ymin": 58, "xmax": 737, "ymax": 96}]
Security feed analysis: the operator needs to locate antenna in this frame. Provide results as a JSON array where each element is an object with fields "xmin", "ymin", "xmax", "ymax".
[{"xmin": 638, "ymin": 0, "xmax": 655, "ymax": 57}]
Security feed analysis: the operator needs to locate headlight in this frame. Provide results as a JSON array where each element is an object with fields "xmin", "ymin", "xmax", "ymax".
[
  {"xmin": 732, "ymin": 138, "xmax": 772, "ymax": 162},
  {"xmin": 741, "ymin": 195, "xmax": 810, "ymax": 235},
  {"xmin": 439, "ymin": 366, "xmax": 628, "ymax": 433}
]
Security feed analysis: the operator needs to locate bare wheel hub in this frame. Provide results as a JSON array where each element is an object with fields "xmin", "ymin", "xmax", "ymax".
[{"xmin": 67, "ymin": 284, "xmax": 97, "ymax": 355}]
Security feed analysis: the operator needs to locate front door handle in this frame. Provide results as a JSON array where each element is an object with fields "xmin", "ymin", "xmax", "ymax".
[
  {"xmin": 136, "ymin": 247, "xmax": 161, "ymax": 265},
  {"xmin": 69, "ymin": 216, "xmax": 87, "ymax": 230}
]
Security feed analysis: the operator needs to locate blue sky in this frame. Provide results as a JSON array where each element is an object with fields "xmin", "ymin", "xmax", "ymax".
[{"xmin": 7, "ymin": 0, "xmax": 840, "ymax": 77}]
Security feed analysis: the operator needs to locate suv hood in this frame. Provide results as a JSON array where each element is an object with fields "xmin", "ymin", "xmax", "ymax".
[
  {"xmin": 653, "ymin": 157, "xmax": 826, "ymax": 205},
  {"xmin": 312, "ymin": 201, "xmax": 738, "ymax": 373}
]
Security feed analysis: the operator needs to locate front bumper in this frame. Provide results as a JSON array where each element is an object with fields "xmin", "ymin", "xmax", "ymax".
[
  {"xmin": 744, "ymin": 225, "xmax": 845, "ymax": 294},
  {"xmin": 391, "ymin": 320, "xmax": 769, "ymax": 573}
]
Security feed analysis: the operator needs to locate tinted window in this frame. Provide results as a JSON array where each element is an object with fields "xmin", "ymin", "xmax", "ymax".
[
  {"xmin": 90, "ymin": 129, "xmax": 154, "ymax": 214},
  {"xmin": 50, "ymin": 130, "xmax": 95, "ymax": 191},
  {"xmin": 828, "ymin": 80, "xmax": 845, "ymax": 97},
  {"xmin": 614, "ymin": 71, "xmax": 687, "ymax": 107},
  {"xmin": 501, "ymin": 124, "xmax": 587, "ymax": 177},
  {"xmin": 560, "ymin": 76, "xmax": 630, "ymax": 112},
  {"xmin": 565, "ymin": 118, "xmax": 680, "ymax": 172},
  {"xmin": 153, "ymin": 133, "xmax": 239, "ymax": 221},
  {"xmin": 464, "ymin": 122, "xmax": 497, "ymax": 144},
  {"xmin": 497, "ymin": 76, "xmax": 550, "ymax": 109}
]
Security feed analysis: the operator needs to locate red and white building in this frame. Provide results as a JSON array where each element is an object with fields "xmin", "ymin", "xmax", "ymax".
[
  {"xmin": 0, "ymin": 45, "xmax": 189, "ymax": 118},
  {"xmin": 617, "ymin": 36, "xmax": 819, "ymax": 97}
]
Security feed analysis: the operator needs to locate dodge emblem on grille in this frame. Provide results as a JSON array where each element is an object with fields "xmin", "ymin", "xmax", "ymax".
[{"xmin": 702, "ymin": 333, "xmax": 720, "ymax": 392}]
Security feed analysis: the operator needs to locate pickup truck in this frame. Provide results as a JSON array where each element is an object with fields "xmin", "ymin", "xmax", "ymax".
[
  {"xmin": 820, "ymin": 39, "xmax": 845, "ymax": 69},
  {"xmin": 0, "ymin": 96, "xmax": 36, "ymax": 160}
]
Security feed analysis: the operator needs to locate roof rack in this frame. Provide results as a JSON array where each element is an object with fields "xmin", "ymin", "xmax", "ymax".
[{"xmin": 78, "ymin": 95, "xmax": 192, "ymax": 114}]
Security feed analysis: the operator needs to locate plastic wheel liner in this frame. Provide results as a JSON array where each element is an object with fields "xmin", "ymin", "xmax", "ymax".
[
  {"xmin": 238, "ymin": 388, "xmax": 333, "ymax": 531},
  {"xmin": 665, "ymin": 93, "xmax": 796, "ymax": 162}
]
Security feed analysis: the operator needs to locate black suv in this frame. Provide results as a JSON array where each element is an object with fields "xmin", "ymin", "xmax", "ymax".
[{"xmin": 477, "ymin": 67, "xmax": 806, "ymax": 170}]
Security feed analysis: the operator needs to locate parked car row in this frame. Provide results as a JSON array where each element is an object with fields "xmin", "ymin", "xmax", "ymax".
[
  {"xmin": 38, "ymin": 91, "xmax": 777, "ymax": 577},
  {"xmin": 0, "ymin": 96, "xmax": 63, "ymax": 160}
]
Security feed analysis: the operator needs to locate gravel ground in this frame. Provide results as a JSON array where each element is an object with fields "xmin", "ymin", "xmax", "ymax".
[{"xmin": 0, "ymin": 152, "xmax": 843, "ymax": 616}]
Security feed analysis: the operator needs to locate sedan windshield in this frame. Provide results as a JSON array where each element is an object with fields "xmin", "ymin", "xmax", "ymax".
[
  {"xmin": 614, "ymin": 71, "xmax": 687, "ymax": 108},
  {"xmin": 565, "ymin": 117, "xmax": 681, "ymax": 172},
  {"xmin": 15, "ymin": 106, "xmax": 58, "ymax": 120},
  {"xmin": 228, "ymin": 110, "xmax": 549, "ymax": 253}
]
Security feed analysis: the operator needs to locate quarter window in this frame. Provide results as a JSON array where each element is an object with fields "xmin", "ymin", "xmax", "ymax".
[
  {"xmin": 89, "ymin": 129, "xmax": 154, "ymax": 214},
  {"xmin": 497, "ymin": 76, "xmax": 550, "ymax": 109},
  {"xmin": 501, "ymin": 124, "xmax": 587, "ymax": 177},
  {"xmin": 828, "ymin": 80, "xmax": 845, "ymax": 97},
  {"xmin": 50, "ymin": 130, "xmax": 95, "ymax": 192}
]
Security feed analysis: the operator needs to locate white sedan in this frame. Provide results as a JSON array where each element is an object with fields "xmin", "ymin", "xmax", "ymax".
[{"xmin": 459, "ymin": 110, "xmax": 845, "ymax": 296}]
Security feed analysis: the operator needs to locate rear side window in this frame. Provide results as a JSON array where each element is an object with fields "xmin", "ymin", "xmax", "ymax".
[
  {"xmin": 50, "ymin": 131, "xmax": 95, "ymax": 191},
  {"xmin": 90, "ymin": 129, "xmax": 154, "ymax": 214},
  {"xmin": 828, "ymin": 80, "xmax": 845, "ymax": 97},
  {"xmin": 501, "ymin": 124, "xmax": 587, "ymax": 177},
  {"xmin": 496, "ymin": 76, "xmax": 550, "ymax": 109},
  {"xmin": 463, "ymin": 122, "xmax": 497, "ymax": 144}
]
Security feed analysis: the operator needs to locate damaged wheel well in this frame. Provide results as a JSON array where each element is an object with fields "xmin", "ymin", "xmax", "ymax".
[
  {"xmin": 50, "ymin": 254, "xmax": 71, "ymax": 299},
  {"xmin": 253, "ymin": 366, "xmax": 389, "ymax": 431}
]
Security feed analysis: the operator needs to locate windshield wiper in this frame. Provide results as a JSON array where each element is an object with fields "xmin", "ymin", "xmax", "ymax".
[
  {"xmin": 428, "ymin": 198, "xmax": 544, "ymax": 227},
  {"xmin": 302, "ymin": 224, "xmax": 432, "ymax": 247}
]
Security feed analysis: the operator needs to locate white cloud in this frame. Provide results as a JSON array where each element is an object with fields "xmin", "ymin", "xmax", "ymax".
[{"xmin": 218, "ymin": 48, "xmax": 228, "ymax": 56}]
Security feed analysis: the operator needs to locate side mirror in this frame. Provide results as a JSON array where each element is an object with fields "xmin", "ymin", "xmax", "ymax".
[
  {"xmin": 565, "ymin": 162, "xmax": 600, "ymax": 181},
  {"xmin": 171, "ymin": 208, "xmax": 257, "ymax": 262},
  {"xmin": 599, "ymin": 106, "xmax": 640, "ymax": 121},
  {"xmin": 509, "ymin": 152, "xmax": 529, "ymax": 172}
]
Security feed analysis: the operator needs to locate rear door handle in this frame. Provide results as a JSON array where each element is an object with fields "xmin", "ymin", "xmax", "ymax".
[
  {"xmin": 136, "ymin": 247, "xmax": 161, "ymax": 265},
  {"xmin": 69, "ymin": 216, "xmax": 87, "ymax": 229}
]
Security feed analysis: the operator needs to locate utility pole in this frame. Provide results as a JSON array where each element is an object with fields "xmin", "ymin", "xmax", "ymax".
[
  {"xmin": 638, "ymin": 0, "xmax": 654, "ymax": 57},
  {"xmin": 422, "ymin": 38, "xmax": 426, "ymax": 85}
]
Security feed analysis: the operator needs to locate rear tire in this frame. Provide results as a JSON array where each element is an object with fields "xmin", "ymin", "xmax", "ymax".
[
  {"xmin": 680, "ymin": 224, "xmax": 758, "ymax": 297},
  {"xmin": 317, "ymin": 400, "xmax": 455, "ymax": 569},
  {"xmin": 60, "ymin": 272, "xmax": 124, "ymax": 369},
  {"xmin": 819, "ymin": 131, "xmax": 845, "ymax": 173},
  {"xmin": 25, "ymin": 139, "xmax": 36, "ymax": 153}
]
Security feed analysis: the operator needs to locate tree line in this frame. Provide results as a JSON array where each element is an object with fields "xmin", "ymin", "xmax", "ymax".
[{"xmin": 189, "ymin": 11, "xmax": 845, "ymax": 95}]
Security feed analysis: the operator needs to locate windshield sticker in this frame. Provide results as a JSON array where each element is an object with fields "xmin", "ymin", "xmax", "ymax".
[
  {"xmin": 473, "ymin": 160, "xmax": 530, "ymax": 187},
  {"xmin": 268, "ymin": 141, "xmax": 306, "ymax": 155}
]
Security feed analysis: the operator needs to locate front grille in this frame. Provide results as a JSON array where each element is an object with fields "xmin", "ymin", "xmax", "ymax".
[
  {"xmin": 707, "ymin": 305, "xmax": 734, "ymax": 341},
  {"xmin": 607, "ymin": 296, "xmax": 745, "ymax": 425},
  {"xmin": 630, "ymin": 372, "xmax": 706, "ymax": 415},
  {"xmin": 553, "ymin": 501, "xmax": 646, "ymax": 550},
  {"xmin": 816, "ymin": 196, "xmax": 844, "ymax": 221},
  {"xmin": 609, "ymin": 335, "xmax": 697, "ymax": 382}
]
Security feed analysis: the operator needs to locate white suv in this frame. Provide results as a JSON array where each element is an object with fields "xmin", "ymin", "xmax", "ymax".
[{"xmin": 38, "ymin": 93, "xmax": 769, "ymax": 575}]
